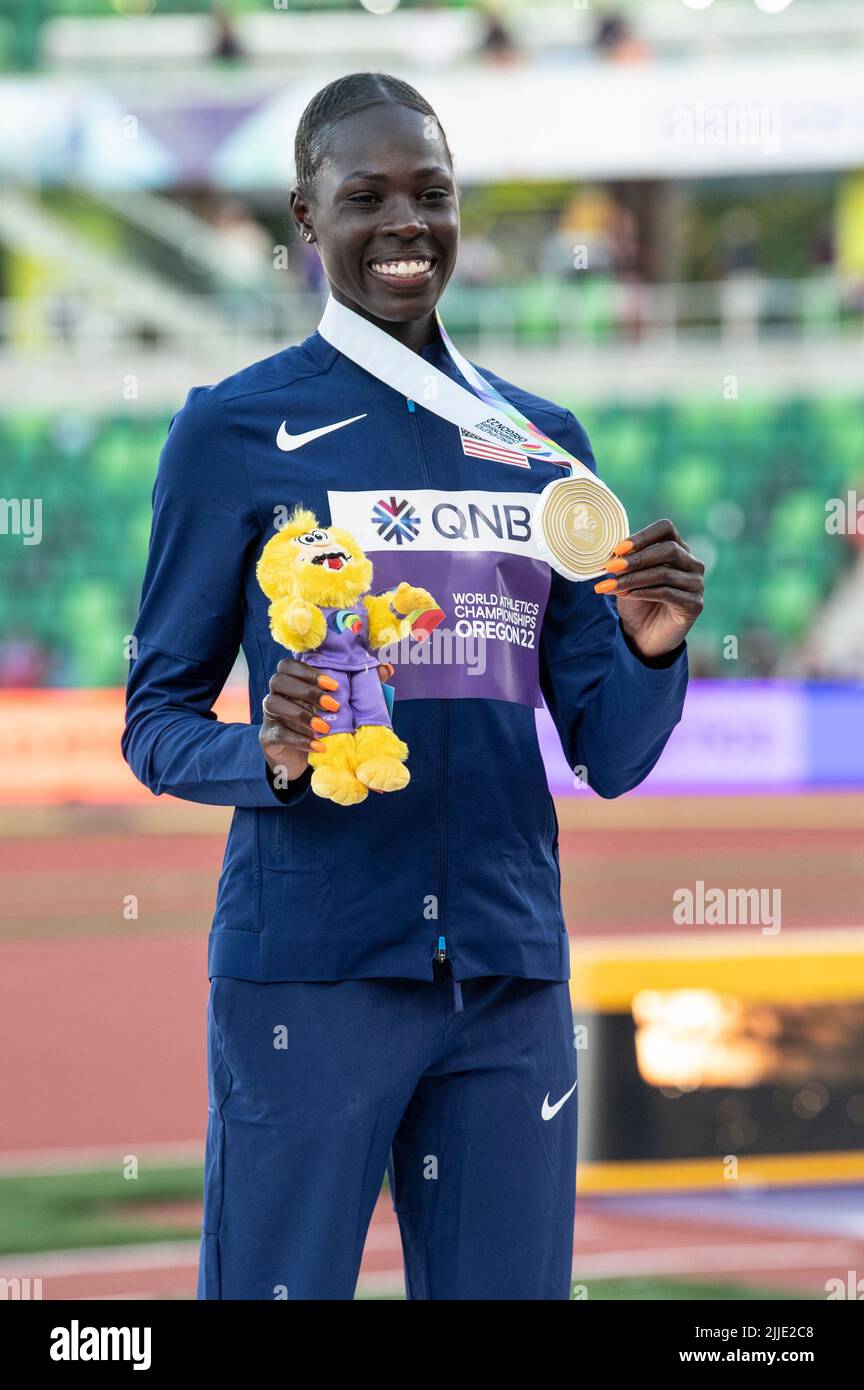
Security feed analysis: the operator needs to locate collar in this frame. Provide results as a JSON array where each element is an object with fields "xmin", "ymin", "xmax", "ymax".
[{"xmin": 316, "ymin": 293, "xmax": 452, "ymax": 373}]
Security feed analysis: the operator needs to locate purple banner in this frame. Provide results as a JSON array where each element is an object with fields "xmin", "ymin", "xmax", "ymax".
[
  {"xmin": 368, "ymin": 549, "xmax": 551, "ymax": 707},
  {"xmin": 537, "ymin": 679, "xmax": 864, "ymax": 794}
]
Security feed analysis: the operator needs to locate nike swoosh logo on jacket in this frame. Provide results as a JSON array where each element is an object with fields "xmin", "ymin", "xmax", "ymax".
[
  {"xmin": 121, "ymin": 325, "xmax": 688, "ymax": 984},
  {"xmin": 276, "ymin": 414, "xmax": 367, "ymax": 451}
]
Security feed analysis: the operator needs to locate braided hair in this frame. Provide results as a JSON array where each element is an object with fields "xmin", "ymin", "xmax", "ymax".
[{"xmin": 293, "ymin": 72, "xmax": 455, "ymax": 208}]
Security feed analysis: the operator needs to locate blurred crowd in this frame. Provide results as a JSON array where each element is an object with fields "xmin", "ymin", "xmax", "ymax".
[{"xmin": 169, "ymin": 178, "xmax": 842, "ymax": 312}]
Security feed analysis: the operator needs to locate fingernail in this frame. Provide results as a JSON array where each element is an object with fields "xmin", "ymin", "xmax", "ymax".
[
  {"xmin": 309, "ymin": 739, "xmax": 326, "ymax": 752},
  {"xmin": 310, "ymin": 716, "xmax": 329, "ymax": 734},
  {"xmin": 317, "ymin": 674, "xmax": 339, "ymax": 691},
  {"xmin": 606, "ymin": 557, "xmax": 629, "ymax": 574},
  {"xmin": 612, "ymin": 539, "xmax": 634, "ymax": 557},
  {"xmin": 319, "ymin": 695, "xmax": 340, "ymax": 712},
  {"xmin": 594, "ymin": 578, "xmax": 618, "ymax": 594}
]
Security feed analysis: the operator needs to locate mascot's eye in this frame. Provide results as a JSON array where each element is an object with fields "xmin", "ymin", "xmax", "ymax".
[{"xmin": 297, "ymin": 530, "xmax": 328, "ymax": 546}]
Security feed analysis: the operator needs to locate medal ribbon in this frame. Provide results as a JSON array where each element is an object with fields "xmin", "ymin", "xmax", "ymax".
[
  {"xmin": 433, "ymin": 310, "xmax": 575, "ymax": 473},
  {"xmin": 317, "ymin": 294, "xmax": 603, "ymax": 483}
]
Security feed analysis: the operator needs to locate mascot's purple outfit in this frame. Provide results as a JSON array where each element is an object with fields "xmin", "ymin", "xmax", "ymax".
[{"xmin": 294, "ymin": 603, "xmax": 391, "ymax": 736}]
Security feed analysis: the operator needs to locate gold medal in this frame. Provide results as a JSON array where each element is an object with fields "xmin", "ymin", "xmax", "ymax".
[{"xmin": 534, "ymin": 475, "xmax": 629, "ymax": 582}]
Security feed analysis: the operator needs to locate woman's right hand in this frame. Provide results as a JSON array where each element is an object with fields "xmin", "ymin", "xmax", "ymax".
[{"xmin": 260, "ymin": 658, "xmax": 340, "ymax": 782}]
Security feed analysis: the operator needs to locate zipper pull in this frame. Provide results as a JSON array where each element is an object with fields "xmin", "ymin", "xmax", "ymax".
[
  {"xmin": 434, "ymin": 935, "xmax": 447, "ymax": 962},
  {"xmin": 406, "ymin": 398, "xmax": 416, "ymax": 413}
]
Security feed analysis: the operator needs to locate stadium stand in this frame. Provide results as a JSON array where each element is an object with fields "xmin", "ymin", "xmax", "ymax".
[{"xmin": 2, "ymin": 395, "xmax": 860, "ymax": 685}]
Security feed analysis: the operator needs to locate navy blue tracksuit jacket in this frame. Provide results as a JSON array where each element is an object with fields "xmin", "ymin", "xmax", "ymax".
[{"xmin": 122, "ymin": 322, "xmax": 688, "ymax": 985}]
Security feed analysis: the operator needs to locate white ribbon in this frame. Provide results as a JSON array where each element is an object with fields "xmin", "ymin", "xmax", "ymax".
[{"xmin": 317, "ymin": 294, "xmax": 594, "ymax": 477}]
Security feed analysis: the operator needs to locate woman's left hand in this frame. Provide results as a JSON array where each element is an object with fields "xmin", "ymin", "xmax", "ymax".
[{"xmin": 594, "ymin": 518, "xmax": 704, "ymax": 660}]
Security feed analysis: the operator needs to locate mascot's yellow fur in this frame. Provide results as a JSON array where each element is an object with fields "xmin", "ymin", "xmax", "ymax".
[{"xmin": 257, "ymin": 505, "xmax": 438, "ymax": 806}]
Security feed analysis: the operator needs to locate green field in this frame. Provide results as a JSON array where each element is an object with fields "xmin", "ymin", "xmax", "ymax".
[
  {"xmin": 0, "ymin": 1164, "xmax": 203, "ymax": 1255},
  {"xmin": 0, "ymin": 1165, "xmax": 813, "ymax": 1300}
]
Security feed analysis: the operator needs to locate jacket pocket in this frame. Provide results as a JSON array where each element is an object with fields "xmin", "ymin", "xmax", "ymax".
[
  {"xmin": 259, "ymin": 863, "xmax": 335, "ymax": 935},
  {"xmin": 258, "ymin": 787, "xmax": 336, "ymax": 871},
  {"xmin": 213, "ymin": 809, "xmax": 261, "ymax": 934},
  {"xmin": 259, "ymin": 807, "xmax": 288, "ymax": 869}
]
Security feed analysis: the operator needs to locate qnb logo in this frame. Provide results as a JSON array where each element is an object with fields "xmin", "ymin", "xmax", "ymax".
[
  {"xmin": 432, "ymin": 501, "xmax": 531, "ymax": 544},
  {"xmin": 50, "ymin": 1321, "xmax": 152, "ymax": 1371},
  {"xmin": 371, "ymin": 496, "xmax": 422, "ymax": 544}
]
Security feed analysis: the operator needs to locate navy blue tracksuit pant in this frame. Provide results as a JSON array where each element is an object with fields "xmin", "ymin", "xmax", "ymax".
[{"xmin": 197, "ymin": 962, "xmax": 578, "ymax": 1300}]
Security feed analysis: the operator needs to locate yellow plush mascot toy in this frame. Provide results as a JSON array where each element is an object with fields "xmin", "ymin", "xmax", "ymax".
[{"xmin": 256, "ymin": 506, "xmax": 441, "ymax": 807}]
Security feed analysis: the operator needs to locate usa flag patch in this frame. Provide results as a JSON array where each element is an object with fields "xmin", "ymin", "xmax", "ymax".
[{"xmin": 458, "ymin": 426, "xmax": 533, "ymax": 468}]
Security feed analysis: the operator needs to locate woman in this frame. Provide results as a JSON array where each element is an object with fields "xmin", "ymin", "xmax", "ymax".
[{"xmin": 123, "ymin": 72, "xmax": 703, "ymax": 1301}]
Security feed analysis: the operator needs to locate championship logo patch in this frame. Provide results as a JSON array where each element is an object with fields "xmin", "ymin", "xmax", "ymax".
[
  {"xmin": 370, "ymin": 496, "xmax": 422, "ymax": 543},
  {"xmin": 328, "ymin": 488, "xmax": 551, "ymax": 709}
]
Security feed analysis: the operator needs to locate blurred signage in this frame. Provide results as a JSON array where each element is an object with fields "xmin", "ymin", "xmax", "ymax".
[
  {"xmin": 0, "ymin": 686, "xmax": 247, "ymax": 804},
  {"xmin": 0, "ymin": 681, "xmax": 861, "ymax": 803},
  {"xmin": 638, "ymin": 682, "xmax": 808, "ymax": 788},
  {"xmin": 4, "ymin": 56, "xmax": 864, "ymax": 187},
  {"xmin": 539, "ymin": 680, "xmax": 864, "ymax": 794}
]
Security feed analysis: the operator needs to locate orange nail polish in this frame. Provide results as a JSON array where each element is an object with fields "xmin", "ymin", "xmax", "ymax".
[
  {"xmin": 594, "ymin": 578, "xmax": 618, "ymax": 594},
  {"xmin": 612, "ymin": 539, "xmax": 634, "ymax": 557},
  {"xmin": 310, "ymin": 716, "xmax": 329, "ymax": 734},
  {"xmin": 606, "ymin": 557, "xmax": 629, "ymax": 574},
  {"xmin": 317, "ymin": 674, "xmax": 339, "ymax": 691},
  {"xmin": 319, "ymin": 694, "xmax": 340, "ymax": 712},
  {"xmin": 309, "ymin": 740, "xmax": 326, "ymax": 752}
]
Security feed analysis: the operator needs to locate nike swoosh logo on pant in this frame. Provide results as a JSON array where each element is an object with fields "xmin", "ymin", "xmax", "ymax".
[{"xmin": 541, "ymin": 1077, "xmax": 577, "ymax": 1121}]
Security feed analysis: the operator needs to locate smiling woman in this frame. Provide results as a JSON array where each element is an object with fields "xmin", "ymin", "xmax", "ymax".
[
  {"xmin": 289, "ymin": 73, "xmax": 460, "ymax": 349},
  {"xmin": 122, "ymin": 69, "xmax": 699, "ymax": 1304}
]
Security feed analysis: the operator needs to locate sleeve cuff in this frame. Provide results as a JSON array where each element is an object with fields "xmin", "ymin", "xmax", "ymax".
[
  {"xmin": 617, "ymin": 621, "xmax": 687, "ymax": 676},
  {"xmin": 263, "ymin": 750, "xmax": 312, "ymax": 806}
]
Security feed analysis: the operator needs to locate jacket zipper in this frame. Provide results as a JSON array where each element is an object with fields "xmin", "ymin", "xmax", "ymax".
[{"xmin": 406, "ymin": 396, "xmax": 449, "ymax": 966}]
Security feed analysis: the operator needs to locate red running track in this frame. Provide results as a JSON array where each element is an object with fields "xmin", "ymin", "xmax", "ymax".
[{"xmin": 0, "ymin": 934, "xmax": 208, "ymax": 1154}]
